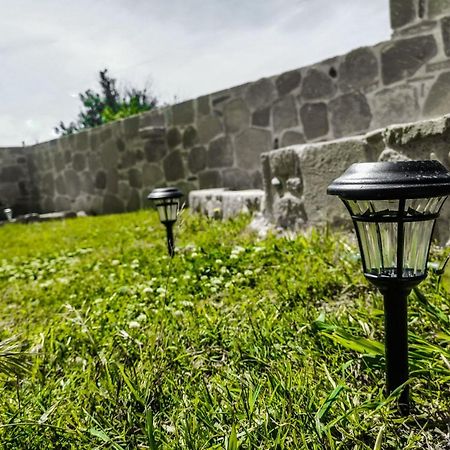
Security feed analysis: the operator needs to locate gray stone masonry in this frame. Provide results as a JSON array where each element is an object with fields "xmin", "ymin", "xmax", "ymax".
[
  {"xmin": 4, "ymin": 0, "xmax": 450, "ymax": 216},
  {"xmin": 189, "ymin": 188, "xmax": 265, "ymax": 219},
  {"xmin": 262, "ymin": 114, "xmax": 450, "ymax": 244}
]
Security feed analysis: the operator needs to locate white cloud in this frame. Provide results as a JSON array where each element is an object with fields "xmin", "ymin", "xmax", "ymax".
[{"xmin": 0, "ymin": 0, "xmax": 390, "ymax": 145}]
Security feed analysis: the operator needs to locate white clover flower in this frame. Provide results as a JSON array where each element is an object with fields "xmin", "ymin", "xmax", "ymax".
[
  {"xmin": 128, "ymin": 321, "xmax": 140, "ymax": 329},
  {"xmin": 111, "ymin": 260, "xmax": 120, "ymax": 266}
]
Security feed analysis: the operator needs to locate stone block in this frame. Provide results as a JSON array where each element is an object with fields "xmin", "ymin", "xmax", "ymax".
[
  {"xmin": 370, "ymin": 85, "xmax": 419, "ymax": 128},
  {"xmin": 189, "ymin": 188, "xmax": 264, "ymax": 219},
  {"xmin": 144, "ymin": 135, "xmax": 167, "ymax": 162},
  {"xmin": 273, "ymin": 193, "xmax": 307, "ymax": 228},
  {"xmin": 95, "ymin": 171, "xmax": 106, "ymax": 190},
  {"xmin": 223, "ymin": 98, "xmax": 250, "ymax": 133},
  {"xmin": 197, "ymin": 95, "xmax": 211, "ymax": 116},
  {"xmin": 222, "ymin": 168, "xmax": 253, "ymax": 189},
  {"xmin": 1, "ymin": 166, "xmax": 23, "ymax": 183},
  {"xmin": 198, "ymin": 170, "xmax": 222, "ymax": 189},
  {"xmin": 116, "ymin": 138, "xmax": 126, "ymax": 152},
  {"xmin": 300, "ymin": 69, "xmax": 335, "ymax": 100},
  {"xmin": 300, "ymin": 103, "xmax": 329, "ymax": 140},
  {"xmin": 188, "ymin": 146, "xmax": 207, "ymax": 173},
  {"xmin": 100, "ymin": 141, "xmax": 119, "ymax": 170},
  {"xmin": 79, "ymin": 172, "xmax": 94, "ymax": 195},
  {"xmin": 127, "ymin": 189, "xmax": 141, "ymax": 211},
  {"xmin": 244, "ymin": 78, "xmax": 277, "ymax": 110},
  {"xmin": 381, "ymin": 35, "xmax": 437, "ymax": 85},
  {"xmin": 128, "ymin": 168, "xmax": 143, "ymax": 188},
  {"xmin": 166, "ymin": 127, "xmax": 182, "ymax": 148},
  {"xmin": 55, "ymin": 196, "xmax": 71, "ymax": 211},
  {"xmin": 442, "ymin": 17, "xmax": 450, "ymax": 57},
  {"xmin": 163, "ymin": 150, "xmax": 185, "ymax": 181},
  {"xmin": 275, "ymin": 70, "xmax": 301, "ymax": 96},
  {"xmin": 41, "ymin": 172, "xmax": 54, "ymax": 196},
  {"xmin": 89, "ymin": 128, "xmax": 101, "ymax": 150},
  {"xmin": 142, "ymin": 163, "xmax": 164, "ymax": 186},
  {"xmin": 235, "ymin": 128, "xmax": 272, "ymax": 170},
  {"xmin": 55, "ymin": 175, "xmax": 66, "ymax": 195},
  {"xmin": 390, "ymin": 0, "xmax": 416, "ymax": 29},
  {"xmin": 265, "ymin": 148, "xmax": 299, "ymax": 179},
  {"xmin": 207, "ymin": 136, "xmax": 234, "ymax": 168},
  {"xmin": 252, "ymin": 107, "xmax": 271, "ymax": 127},
  {"xmin": 383, "ymin": 114, "xmax": 450, "ymax": 146},
  {"xmin": 281, "ymin": 131, "xmax": 305, "ymax": 147},
  {"xmin": 106, "ymin": 169, "xmax": 119, "ymax": 194},
  {"xmin": 329, "ymin": 93, "xmax": 372, "ymax": 138},
  {"xmin": 339, "ymin": 48, "xmax": 379, "ymax": 92},
  {"xmin": 120, "ymin": 150, "xmax": 137, "ymax": 169},
  {"xmin": 173, "ymin": 100, "xmax": 194, "ymax": 125},
  {"xmin": 122, "ymin": 116, "xmax": 140, "ymax": 137},
  {"xmin": 428, "ymin": 0, "xmax": 450, "ymax": 18},
  {"xmin": 197, "ymin": 115, "xmax": 222, "ymax": 143},
  {"xmin": 103, "ymin": 194, "xmax": 125, "ymax": 214},
  {"xmin": 262, "ymin": 138, "xmax": 368, "ymax": 227},
  {"xmin": 183, "ymin": 126, "xmax": 199, "ymax": 148},
  {"xmin": 272, "ymin": 96, "xmax": 298, "ymax": 133},
  {"xmin": 423, "ymin": 71, "xmax": 450, "ymax": 117},
  {"xmin": 64, "ymin": 170, "xmax": 81, "ymax": 198},
  {"xmin": 139, "ymin": 126, "xmax": 166, "ymax": 140},
  {"xmin": 139, "ymin": 110, "xmax": 165, "ymax": 128},
  {"xmin": 75, "ymin": 130, "xmax": 89, "ymax": 150},
  {"xmin": 72, "ymin": 153, "xmax": 86, "ymax": 171}
]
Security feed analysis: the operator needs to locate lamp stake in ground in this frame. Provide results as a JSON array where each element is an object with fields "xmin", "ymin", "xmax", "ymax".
[
  {"xmin": 148, "ymin": 187, "xmax": 183, "ymax": 257},
  {"xmin": 328, "ymin": 160, "xmax": 450, "ymax": 414}
]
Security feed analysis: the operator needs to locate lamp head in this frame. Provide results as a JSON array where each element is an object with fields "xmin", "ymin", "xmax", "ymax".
[
  {"xmin": 328, "ymin": 160, "xmax": 450, "ymax": 289},
  {"xmin": 148, "ymin": 187, "xmax": 183, "ymax": 224}
]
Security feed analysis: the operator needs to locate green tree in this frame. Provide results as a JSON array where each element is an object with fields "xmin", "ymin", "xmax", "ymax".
[{"xmin": 55, "ymin": 69, "xmax": 158, "ymax": 135}]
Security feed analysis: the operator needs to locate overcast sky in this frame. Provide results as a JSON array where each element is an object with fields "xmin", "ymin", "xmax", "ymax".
[{"xmin": 0, "ymin": 0, "xmax": 390, "ymax": 146}]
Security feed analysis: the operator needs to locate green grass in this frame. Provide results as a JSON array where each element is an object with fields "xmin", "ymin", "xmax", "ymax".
[{"xmin": 0, "ymin": 210, "xmax": 449, "ymax": 449}]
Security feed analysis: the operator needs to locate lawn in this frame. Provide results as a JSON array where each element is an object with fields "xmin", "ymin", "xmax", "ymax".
[{"xmin": 0, "ymin": 210, "xmax": 449, "ymax": 449}]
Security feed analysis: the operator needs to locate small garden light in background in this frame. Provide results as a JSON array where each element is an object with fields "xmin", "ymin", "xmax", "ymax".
[
  {"xmin": 3, "ymin": 208, "xmax": 12, "ymax": 222},
  {"xmin": 148, "ymin": 187, "xmax": 183, "ymax": 257},
  {"xmin": 327, "ymin": 160, "xmax": 450, "ymax": 414}
]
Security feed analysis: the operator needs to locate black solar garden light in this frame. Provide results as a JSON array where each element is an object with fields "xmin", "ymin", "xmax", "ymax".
[
  {"xmin": 148, "ymin": 187, "xmax": 183, "ymax": 257},
  {"xmin": 327, "ymin": 160, "xmax": 450, "ymax": 414}
]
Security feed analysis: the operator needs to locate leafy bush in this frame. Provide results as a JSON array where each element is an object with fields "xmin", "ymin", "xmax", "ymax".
[
  {"xmin": 0, "ymin": 211, "xmax": 448, "ymax": 448},
  {"xmin": 55, "ymin": 69, "xmax": 157, "ymax": 135}
]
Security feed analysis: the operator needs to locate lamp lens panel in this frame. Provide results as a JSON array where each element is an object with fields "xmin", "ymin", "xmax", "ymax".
[
  {"xmin": 155, "ymin": 199, "xmax": 179, "ymax": 223},
  {"xmin": 356, "ymin": 221, "xmax": 398, "ymax": 277},
  {"xmin": 405, "ymin": 197, "xmax": 446, "ymax": 216},
  {"xmin": 348, "ymin": 196, "xmax": 445, "ymax": 279},
  {"xmin": 346, "ymin": 199, "xmax": 399, "ymax": 217},
  {"xmin": 356, "ymin": 221, "xmax": 381, "ymax": 272},
  {"xmin": 403, "ymin": 220, "xmax": 434, "ymax": 277}
]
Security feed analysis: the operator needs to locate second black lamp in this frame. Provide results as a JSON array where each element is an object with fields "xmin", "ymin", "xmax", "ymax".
[{"xmin": 148, "ymin": 187, "xmax": 183, "ymax": 257}]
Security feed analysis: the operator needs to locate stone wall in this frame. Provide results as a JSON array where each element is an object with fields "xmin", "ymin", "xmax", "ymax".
[
  {"xmin": 4, "ymin": 0, "xmax": 450, "ymax": 215},
  {"xmin": 261, "ymin": 114, "xmax": 450, "ymax": 244},
  {"xmin": 0, "ymin": 146, "xmax": 35, "ymax": 215}
]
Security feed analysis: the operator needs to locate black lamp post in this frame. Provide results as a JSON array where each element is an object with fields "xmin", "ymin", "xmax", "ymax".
[
  {"xmin": 327, "ymin": 160, "xmax": 450, "ymax": 413},
  {"xmin": 148, "ymin": 187, "xmax": 183, "ymax": 257}
]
